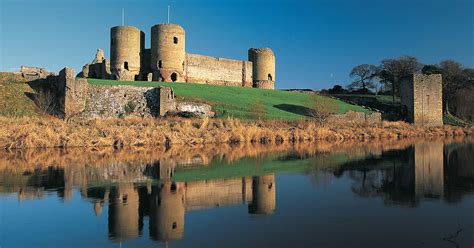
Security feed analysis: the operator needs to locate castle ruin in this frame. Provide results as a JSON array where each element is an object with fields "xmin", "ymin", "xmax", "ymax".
[
  {"xmin": 82, "ymin": 24, "xmax": 276, "ymax": 89},
  {"xmin": 400, "ymin": 74, "xmax": 443, "ymax": 127}
]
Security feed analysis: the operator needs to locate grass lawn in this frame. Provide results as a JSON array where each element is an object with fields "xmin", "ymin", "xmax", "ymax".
[{"xmin": 88, "ymin": 79, "xmax": 369, "ymax": 121}]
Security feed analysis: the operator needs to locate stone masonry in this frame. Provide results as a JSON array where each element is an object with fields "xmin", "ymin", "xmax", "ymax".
[
  {"xmin": 53, "ymin": 68, "xmax": 88, "ymax": 118},
  {"xmin": 80, "ymin": 23, "xmax": 276, "ymax": 89},
  {"xmin": 400, "ymin": 74, "xmax": 443, "ymax": 127}
]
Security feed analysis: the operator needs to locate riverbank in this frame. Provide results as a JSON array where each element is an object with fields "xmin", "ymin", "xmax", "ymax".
[{"xmin": 0, "ymin": 116, "xmax": 471, "ymax": 149}]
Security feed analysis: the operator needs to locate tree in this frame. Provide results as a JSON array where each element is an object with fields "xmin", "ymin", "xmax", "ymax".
[
  {"xmin": 378, "ymin": 56, "xmax": 422, "ymax": 101},
  {"xmin": 422, "ymin": 64, "xmax": 442, "ymax": 74},
  {"xmin": 327, "ymin": 85, "xmax": 347, "ymax": 94},
  {"xmin": 348, "ymin": 64, "xmax": 378, "ymax": 92},
  {"xmin": 438, "ymin": 60, "xmax": 468, "ymax": 113}
]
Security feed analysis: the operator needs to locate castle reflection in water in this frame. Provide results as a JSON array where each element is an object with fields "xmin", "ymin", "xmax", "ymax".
[
  {"xmin": 0, "ymin": 140, "xmax": 472, "ymax": 243},
  {"xmin": 99, "ymin": 175, "xmax": 275, "ymax": 242}
]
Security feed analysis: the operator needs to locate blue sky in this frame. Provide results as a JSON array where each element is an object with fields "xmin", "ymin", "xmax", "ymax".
[{"xmin": 1, "ymin": 0, "xmax": 472, "ymax": 89}]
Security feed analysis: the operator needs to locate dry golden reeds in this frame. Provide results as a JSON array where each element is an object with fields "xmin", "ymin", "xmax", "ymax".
[{"xmin": 0, "ymin": 116, "xmax": 472, "ymax": 149}]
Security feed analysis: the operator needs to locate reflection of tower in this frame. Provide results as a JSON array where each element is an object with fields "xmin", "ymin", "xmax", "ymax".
[
  {"xmin": 249, "ymin": 174, "xmax": 276, "ymax": 215},
  {"xmin": 108, "ymin": 183, "xmax": 140, "ymax": 241},
  {"xmin": 414, "ymin": 143, "xmax": 444, "ymax": 198},
  {"xmin": 145, "ymin": 159, "xmax": 176, "ymax": 180},
  {"xmin": 150, "ymin": 181, "xmax": 185, "ymax": 242}
]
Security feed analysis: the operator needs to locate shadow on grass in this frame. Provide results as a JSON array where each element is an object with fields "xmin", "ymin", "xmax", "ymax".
[{"xmin": 273, "ymin": 104, "xmax": 313, "ymax": 117}]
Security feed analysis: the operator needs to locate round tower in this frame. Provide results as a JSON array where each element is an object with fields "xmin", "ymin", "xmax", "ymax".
[
  {"xmin": 248, "ymin": 174, "xmax": 276, "ymax": 215},
  {"xmin": 110, "ymin": 26, "xmax": 142, "ymax": 81},
  {"xmin": 150, "ymin": 24, "xmax": 185, "ymax": 82},
  {"xmin": 248, "ymin": 48, "xmax": 275, "ymax": 89}
]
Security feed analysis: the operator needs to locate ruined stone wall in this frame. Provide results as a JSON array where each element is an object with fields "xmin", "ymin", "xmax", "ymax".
[
  {"xmin": 401, "ymin": 74, "xmax": 443, "ymax": 126},
  {"xmin": 52, "ymin": 68, "xmax": 88, "ymax": 119},
  {"xmin": 326, "ymin": 111, "xmax": 382, "ymax": 125},
  {"xmin": 79, "ymin": 85, "xmax": 160, "ymax": 119},
  {"xmin": 71, "ymin": 85, "xmax": 210, "ymax": 119},
  {"xmin": 185, "ymin": 53, "xmax": 253, "ymax": 87}
]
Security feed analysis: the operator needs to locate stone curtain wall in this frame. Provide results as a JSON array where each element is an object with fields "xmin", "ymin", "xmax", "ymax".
[
  {"xmin": 401, "ymin": 74, "xmax": 443, "ymax": 127},
  {"xmin": 185, "ymin": 53, "xmax": 253, "ymax": 87},
  {"xmin": 79, "ymin": 85, "xmax": 160, "ymax": 119},
  {"xmin": 326, "ymin": 111, "xmax": 382, "ymax": 125}
]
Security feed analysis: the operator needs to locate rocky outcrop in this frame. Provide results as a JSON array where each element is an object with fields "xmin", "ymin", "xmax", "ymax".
[{"xmin": 176, "ymin": 102, "xmax": 215, "ymax": 118}]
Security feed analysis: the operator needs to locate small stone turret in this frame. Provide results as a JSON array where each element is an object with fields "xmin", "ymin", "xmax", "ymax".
[
  {"xmin": 151, "ymin": 24, "xmax": 186, "ymax": 82},
  {"xmin": 248, "ymin": 48, "xmax": 276, "ymax": 89},
  {"xmin": 110, "ymin": 26, "xmax": 143, "ymax": 81}
]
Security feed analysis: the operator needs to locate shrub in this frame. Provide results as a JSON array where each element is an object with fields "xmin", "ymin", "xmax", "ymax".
[{"xmin": 124, "ymin": 101, "xmax": 137, "ymax": 115}]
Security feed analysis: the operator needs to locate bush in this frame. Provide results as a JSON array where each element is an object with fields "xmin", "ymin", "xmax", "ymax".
[{"xmin": 124, "ymin": 101, "xmax": 137, "ymax": 115}]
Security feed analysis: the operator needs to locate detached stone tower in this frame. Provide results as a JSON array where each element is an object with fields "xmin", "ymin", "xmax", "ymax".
[
  {"xmin": 400, "ymin": 74, "xmax": 443, "ymax": 127},
  {"xmin": 110, "ymin": 26, "xmax": 142, "ymax": 81},
  {"xmin": 248, "ymin": 174, "xmax": 276, "ymax": 215},
  {"xmin": 151, "ymin": 24, "xmax": 186, "ymax": 82},
  {"xmin": 248, "ymin": 48, "xmax": 276, "ymax": 89}
]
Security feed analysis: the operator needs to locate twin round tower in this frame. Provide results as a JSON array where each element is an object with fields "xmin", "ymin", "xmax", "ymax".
[{"xmin": 109, "ymin": 24, "xmax": 276, "ymax": 89}]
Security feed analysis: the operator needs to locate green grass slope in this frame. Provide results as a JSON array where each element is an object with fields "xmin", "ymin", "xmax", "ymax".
[
  {"xmin": 89, "ymin": 79, "xmax": 369, "ymax": 120},
  {"xmin": 0, "ymin": 73, "xmax": 39, "ymax": 116}
]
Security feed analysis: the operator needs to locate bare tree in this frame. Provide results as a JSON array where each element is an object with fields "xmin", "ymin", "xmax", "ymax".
[
  {"xmin": 378, "ymin": 56, "xmax": 422, "ymax": 101},
  {"xmin": 439, "ymin": 60, "xmax": 468, "ymax": 113},
  {"xmin": 348, "ymin": 64, "xmax": 378, "ymax": 92}
]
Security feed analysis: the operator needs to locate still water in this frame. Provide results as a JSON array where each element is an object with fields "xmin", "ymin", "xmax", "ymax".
[{"xmin": 0, "ymin": 139, "xmax": 473, "ymax": 248}]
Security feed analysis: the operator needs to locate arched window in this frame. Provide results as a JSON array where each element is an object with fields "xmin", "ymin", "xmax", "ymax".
[
  {"xmin": 170, "ymin": 182, "xmax": 177, "ymax": 193},
  {"xmin": 173, "ymin": 37, "xmax": 178, "ymax": 44},
  {"xmin": 124, "ymin": 61, "xmax": 129, "ymax": 70},
  {"xmin": 268, "ymin": 74, "xmax": 272, "ymax": 81},
  {"xmin": 158, "ymin": 60, "xmax": 163, "ymax": 69},
  {"xmin": 171, "ymin": 73, "xmax": 178, "ymax": 82}
]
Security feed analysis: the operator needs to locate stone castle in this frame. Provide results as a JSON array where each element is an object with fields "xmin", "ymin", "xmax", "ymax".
[{"xmin": 81, "ymin": 24, "xmax": 276, "ymax": 89}]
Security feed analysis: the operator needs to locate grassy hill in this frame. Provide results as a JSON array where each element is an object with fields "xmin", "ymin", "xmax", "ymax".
[
  {"xmin": 0, "ymin": 73, "xmax": 369, "ymax": 121},
  {"xmin": 89, "ymin": 79, "xmax": 369, "ymax": 120},
  {"xmin": 0, "ymin": 73, "xmax": 40, "ymax": 116}
]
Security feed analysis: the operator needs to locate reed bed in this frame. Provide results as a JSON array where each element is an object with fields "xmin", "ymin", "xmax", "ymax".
[{"xmin": 0, "ymin": 116, "xmax": 471, "ymax": 149}]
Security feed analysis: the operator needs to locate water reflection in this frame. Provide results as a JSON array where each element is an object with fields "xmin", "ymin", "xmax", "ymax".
[
  {"xmin": 83, "ymin": 175, "xmax": 276, "ymax": 242},
  {"xmin": 332, "ymin": 141, "xmax": 473, "ymax": 206},
  {"xmin": 0, "ymin": 139, "xmax": 472, "ymax": 245}
]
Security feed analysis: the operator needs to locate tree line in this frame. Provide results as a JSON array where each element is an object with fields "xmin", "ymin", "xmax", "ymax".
[{"xmin": 326, "ymin": 56, "xmax": 473, "ymax": 113}]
